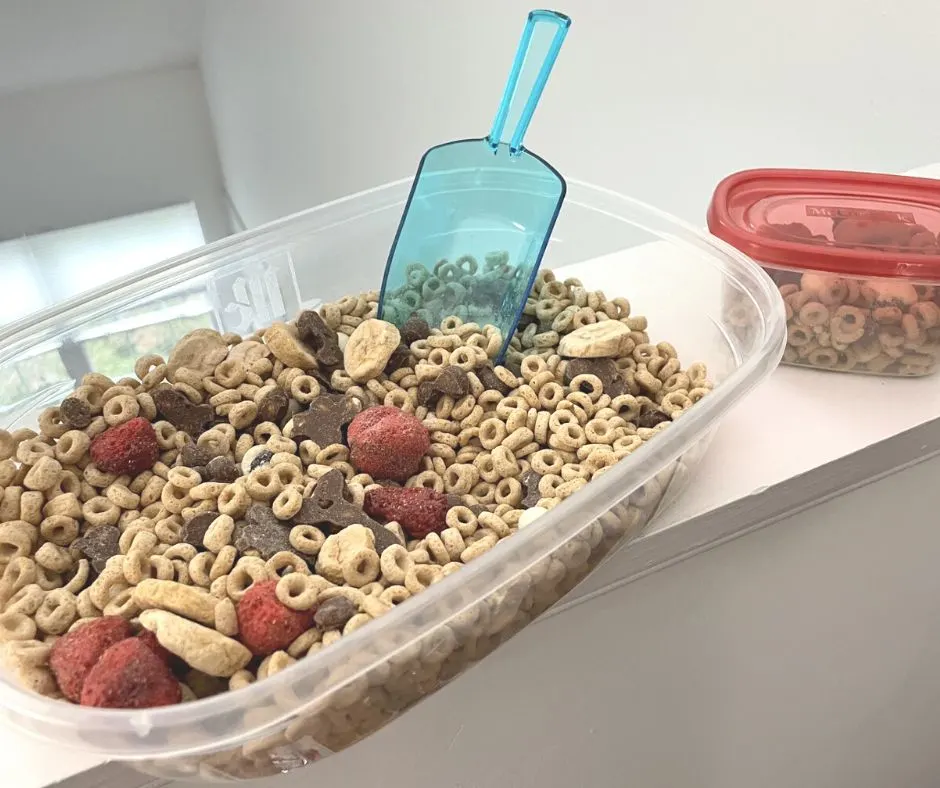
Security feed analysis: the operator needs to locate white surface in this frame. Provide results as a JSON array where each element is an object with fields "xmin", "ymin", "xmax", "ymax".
[
  {"xmin": 0, "ymin": 0, "xmax": 204, "ymax": 97},
  {"xmin": 0, "ymin": 65, "xmax": 229, "ymax": 242},
  {"xmin": 201, "ymin": 0, "xmax": 938, "ymax": 228}
]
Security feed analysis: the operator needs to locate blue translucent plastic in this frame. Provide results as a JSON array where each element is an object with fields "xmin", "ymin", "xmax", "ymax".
[{"xmin": 379, "ymin": 10, "xmax": 570, "ymax": 358}]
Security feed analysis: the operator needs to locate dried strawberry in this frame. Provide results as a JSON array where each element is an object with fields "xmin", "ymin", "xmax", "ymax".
[
  {"xmin": 80, "ymin": 638, "xmax": 181, "ymax": 708},
  {"xmin": 49, "ymin": 617, "xmax": 133, "ymax": 702},
  {"xmin": 89, "ymin": 417, "xmax": 159, "ymax": 475},
  {"xmin": 348, "ymin": 407, "xmax": 429, "ymax": 482},
  {"xmin": 236, "ymin": 580, "xmax": 314, "ymax": 657},
  {"xmin": 364, "ymin": 487, "xmax": 449, "ymax": 539}
]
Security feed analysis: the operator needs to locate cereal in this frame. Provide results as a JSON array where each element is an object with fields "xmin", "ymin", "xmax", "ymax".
[{"xmin": 0, "ymin": 265, "xmax": 708, "ymax": 770}]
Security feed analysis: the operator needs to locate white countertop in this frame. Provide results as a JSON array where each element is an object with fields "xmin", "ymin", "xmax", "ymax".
[{"xmin": 7, "ymin": 164, "xmax": 940, "ymax": 788}]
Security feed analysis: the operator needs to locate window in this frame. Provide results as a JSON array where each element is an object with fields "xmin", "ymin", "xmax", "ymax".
[{"xmin": 0, "ymin": 204, "xmax": 213, "ymax": 410}]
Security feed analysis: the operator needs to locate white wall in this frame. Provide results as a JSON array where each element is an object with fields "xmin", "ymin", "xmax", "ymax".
[
  {"xmin": 201, "ymin": 0, "xmax": 939, "ymax": 229},
  {"xmin": 0, "ymin": 65, "xmax": 229, "ymax": 242}
]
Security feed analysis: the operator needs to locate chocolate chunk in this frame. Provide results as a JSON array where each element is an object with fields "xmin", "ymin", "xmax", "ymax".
[
  {"xmin": 181, "ymin": 511, "xmax": 218, "ymax": 547},
  {"xmin": 564, "ymin": 358, "xmax": 627, "ymax": 397},
  {"xmin": 293, "ymin": 469, "xmax": 400, "ymax": 552},
  {"xmin": 60, "ymin": 397, "xmax": 92, "ymax": 429},
  {"xmin": 383, "ymin": 344, "xmax": 412, "ymax": 374},
  {"xmin": 400, "ymin": 316, "xmax": 431, "ymax": 345},
  {"xmin": 179, "ymin": 442, "xmax": 217, "ymax": 468},
  {"xmin": 72, "ymin": 526, "xmax": 120, "ymax": 572},
  {"xmin": 313, "ymin": 596, "xmax": 357, "ymax": 630},
  {"xmin": 416, "ymin": 366, "xmax": 470, "ymax": 406},
  {"xmin": 152, "ymin": 387, "xmax": 214, "ymax": 438},
  {"xmin": 291, "ymin": 394, "xmax": 360, "ymax": 447},
  {"xmin": 234, "ymin": 503, "xmax": 293, "ymax": 559},
  {"xmin": 520, "ymin": 471, "xmax": 542, "ymax": 508},
  {"xmin": 297, "ymin": 310, "xmax": 343, "ymax": 367},
  {"xmin": 256, "ymin": 387, "xmax": 289, "ymax": 425},
  {"xmin": 206, "ymin": 455, "xmax": 239, "ymax": 483},
  {"xmin": 476, "ymin": 365, "xmax": 511, "ymax": 395},
  {"xmin": 445, "ymin": 494, "xmax": 488, "ymax": 516},
  {"xmin": 635, "ymin": 409, "xmax": 671, "ymax": 429}
]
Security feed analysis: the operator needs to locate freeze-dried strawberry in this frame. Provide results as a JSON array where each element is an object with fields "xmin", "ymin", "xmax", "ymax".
[
  {"xmin": 348, "ymin": 407, "xmax": 429, "ymax": 482},
  {"xmin": 236, "ymin": 580, "xmax": 314, "ymax": 657},
  {"xmin": 49, "ymin": 617, "xmax": 133, "ymax": 702},
  {"xmin": 364, "ymin": 487, "xmax": 449, "ymax": 539},
  {"xmin": 89, "ymin": 417, "xmax": 159, "ymax": 475},
  {"xmin": 80, "ymin": 638, "xmax": 181, "ymax": 709}
]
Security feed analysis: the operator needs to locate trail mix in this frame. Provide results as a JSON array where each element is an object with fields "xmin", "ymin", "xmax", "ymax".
[
  {"xmin": 749, "ymin": 221, "xmax": 940, "ymax": 375},
  {"xmin": 0, "ymin": 267, "xmax": 710, "ymax": 711}
]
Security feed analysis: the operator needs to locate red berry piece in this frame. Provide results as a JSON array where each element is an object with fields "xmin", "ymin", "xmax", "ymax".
[
  {"xmin": 236, "ymin": 580, "xmax": 314, "ymax": 657},
  {"xmin": 348, "ymin": 406, "xmax": 429, "ymax": 482},
  {"xmin": 137, "ymin": 628, "xmax": 173, "ymax": 665},
  {"xmin": 49, "ymin": 617, "xmax": 133, "ymax": 702},
  {"xmin": 89, "ymin": 417, "xmax": 159, "ymax": 475},
  {"xmin": 80, "ymin": 638, "xmax": 181, "ymax": 709},
  {"xmin": 364, "ymin": 486, "xmax": 449, "ymax": 539}
]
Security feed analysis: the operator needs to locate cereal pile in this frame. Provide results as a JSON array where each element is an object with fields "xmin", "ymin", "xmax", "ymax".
[
  {"xmin": 756, "ymin": 221, "xmax": 940, "ymax": 375},
  {"xmin": 0, "ymin": 267, "xmax": 709, "ymax": 721}
]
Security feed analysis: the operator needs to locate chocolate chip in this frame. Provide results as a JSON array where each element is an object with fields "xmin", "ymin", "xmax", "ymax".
[
  {"xmin": 416, "ymin": 366, "xmax": 470, "ymax": 406},
  {"xmin": 297, "ymin": 310, "xmax": 343, "ymax": 367},
  {"xmin": 206, "ymin": 456, "xmax": 239, "ymax": 483},
  {"xmin": 181, "ymin": 511, "xmax": 218, "ymax": 547},
  {"xmin": 291, "ymin": 394, "xmax": 360, "ymax": 447},
  {"xmin": 72, "ymin": 526, "xmax": 120, "ymax": 572},
  {"xmin": 520, "ymin": 471, "xmax": 542, "ymax": 508},
  {"xmin": 60, "ymin": 397, "xmax": 92, "ymax": 429},
  {"xmin": 445, "ymin": 494, "xmax": 488, "ymax": 516},
  {"xmin": 234, "ymin": 504, "xmax": 293, "ymax": 559},
  {"xmin": 564, "ymin": 358, "xmax": 626, "ymax": 397},
  {"xmin": 476, "ymin": 365, "xmax": 511, "ymax": 395},
  {"xmin": 152, "ymin": 387, "xmax": 214, "ymax": 438},
  {"xmin": 313, "ymin": 596, "xmax": 357, "ymax": 630},
  {"xmin": 400, "ymin": 316, "xmax": 431, "ymax": 345},
  {"xmin": 179, "ymin": 442, "xmax": 217, "ymax": 468},
  {"xmin": 256, "ymin": 387, "xmax": 289, "ymax": 425},
  {"xmin": 293, "ymin": 469, "xmax": 400, "ymax": 552},
  {"xmin": 636, "ymin": 409, "xmax": 671, "ymax": 429},
  {"xmin": 383, "ymin": 344, "xmax": 412, "ymax": 374}
]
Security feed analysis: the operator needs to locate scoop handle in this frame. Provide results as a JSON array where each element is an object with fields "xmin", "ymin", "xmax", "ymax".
[{"xmin": 486, "ymin": 9, "xmax": 570, "ymax": 156}]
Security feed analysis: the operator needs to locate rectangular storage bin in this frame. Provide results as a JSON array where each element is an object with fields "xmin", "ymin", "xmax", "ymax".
[
  {"xmin": 0, "ymin": 179, "xmax": 784, "ymax": 781},
  {"xmin": 709, "ymin": 168, "xmax": 940, "ymax": 376}
]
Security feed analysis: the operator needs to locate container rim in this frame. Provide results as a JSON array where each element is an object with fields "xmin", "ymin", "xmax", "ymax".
[
  {"xmin": 0, "ymin": 176, "xmax": 786, "ymax": 759},
  {"xmin": 707, "ymin": 167, "xmax": 940, "ymax": 279}
]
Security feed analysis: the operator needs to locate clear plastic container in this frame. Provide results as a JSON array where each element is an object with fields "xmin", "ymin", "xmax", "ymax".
[
  {"xmin": 708, "ymin": 168, "xmax": 940, "ymax": 376},
  {"xmin": 0, "ymin": 179, "xmax": 784, "ymax": 781}
]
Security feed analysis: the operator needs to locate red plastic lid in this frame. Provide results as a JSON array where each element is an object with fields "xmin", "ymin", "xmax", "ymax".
[{"xmin": 707, "ymin": 168, "xmax": 940, "ymax": 279}]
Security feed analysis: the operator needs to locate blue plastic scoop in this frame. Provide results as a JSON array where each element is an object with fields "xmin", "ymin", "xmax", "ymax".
[{"xmin": 379, "ymin": 9, "xmax": 571, "ymax": 358}]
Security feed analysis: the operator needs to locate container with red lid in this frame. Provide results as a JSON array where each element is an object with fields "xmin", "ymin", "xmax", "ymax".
[{"xmin": 708, "ymin": 168, "xmax": 940, "ymax": 376}]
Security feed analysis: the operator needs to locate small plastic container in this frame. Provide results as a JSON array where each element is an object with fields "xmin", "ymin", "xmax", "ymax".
[
  {"xmin": 708, "ymin": 168, "xmax": 940, "ymax": 376},
  {"xmin": 0, "ymin": 179, "xmax": 784, "ymax": 781}
]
